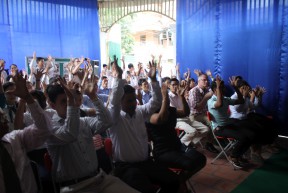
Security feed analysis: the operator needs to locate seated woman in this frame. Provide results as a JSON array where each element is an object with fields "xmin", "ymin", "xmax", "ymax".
[{"xmin": 146, "ymin": 83, "xmax": 206, "ymax": 182}]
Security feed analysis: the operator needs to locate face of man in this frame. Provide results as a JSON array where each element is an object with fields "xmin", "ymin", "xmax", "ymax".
[
  {"xmin": 141, "ymin": 81, "xmax": 149, "ymax": 92},
  {"xmin": 198, "ymin": 75, "xmax": 209, "ymax": 89},
  {"xmin": 102, "ymin": 78, "xmax": 108, "ymax": 89},
  {"xmin": 121, "ymin": 92, "xmax": 137, "ymax": 116},
  {"xmin": 4, "ymin": 85, "xmax": 16, "ymax": 105},
  {"xmin": 37, "ymin": 59, "xmax": 44, "ymax": 69},
  {"xmin": 189, "ymin": 80, "xmax": 196, "ymax": 89},
  {"xmin": 169, "ymin": 80, "xmax": 179, "ymax": 94},
  {"xmin": 49, "ymin": 93, "xmax": 67, "ymax": 119}
]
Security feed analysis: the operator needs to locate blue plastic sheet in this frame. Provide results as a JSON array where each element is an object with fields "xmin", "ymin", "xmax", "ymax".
[
  {"xmin": 177, "ymin": 0, "xmax": 288, "ymax": 133},
  {"xmin": 0, "ymin": 0, "xmax": 100, "ymax": 70}
]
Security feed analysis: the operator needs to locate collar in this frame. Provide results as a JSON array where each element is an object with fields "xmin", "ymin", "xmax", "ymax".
[
  {"xmin": 168, "ymin": 91, "xmax": 177, "ymax": 97},
  {"xmin": 120, "ymin": 110, "xmax": 136, "ymax": 118}
]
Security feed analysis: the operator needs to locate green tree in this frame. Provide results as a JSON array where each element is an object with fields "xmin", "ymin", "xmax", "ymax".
[{"xmin": 119, "ymin": 14, "xmax": 135, "ymax": 54}]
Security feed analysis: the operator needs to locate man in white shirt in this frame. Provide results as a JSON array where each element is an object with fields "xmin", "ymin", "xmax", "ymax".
[
  {"xmin": 169, "ymin": 78, "xmax": 212, "ymax": 151},
  {"xmin": 45, "ymin": 76, "xmax": 139, "ymax": 193},
  {"xmin": 109, "ymin": 62, "xmax": 180, "ymax": 193},
  {"xmin": 0, "ymin": 72, "xmax": 52, "ymax": 193}
]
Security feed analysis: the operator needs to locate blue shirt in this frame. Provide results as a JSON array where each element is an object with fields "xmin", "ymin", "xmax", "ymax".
[{"xmin": 207, "ymin": 95, "xmax": 237, "ymax": 130}]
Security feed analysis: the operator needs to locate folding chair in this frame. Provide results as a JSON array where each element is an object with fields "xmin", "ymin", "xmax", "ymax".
[
  {"xmin": 169, "ymin": 167, "xmax": 197, "ymax": 193},
  {"xmin": 206, "ymin": 111, "xmax": 239, "ymax": 170}
]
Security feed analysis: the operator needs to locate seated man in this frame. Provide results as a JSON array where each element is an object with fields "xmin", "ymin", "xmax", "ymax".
[
  {"xmin": 45, "ymin": 77, "xmax": 139, "ymax": 193},
  {"xmin": 146, "ymin": 83, "xmax": 206, "ymax": 183},
  {"xmin": 169, "ymin": 78, "xmax": 215, "ymax": 152},
  {"xmin": 109, "ymin": 62, "xmax": 180, "ymax": 193},
  {"xmin": 208, "ymin": 76, "xmax": 256, "ymax": 169},
  {"xmin": 188, "ymin": 74, "xmax": 218, "ymax": 152},
  {"xmin": 0, "ymin": 72, "xmax": 52, "ymax": 193},
  {"xmin": 229, "ymin": 79, "xmax": 278, "ymax": 161}
]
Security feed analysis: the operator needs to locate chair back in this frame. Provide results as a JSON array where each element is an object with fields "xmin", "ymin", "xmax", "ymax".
[{"xmin": 104, "ymin": 138, "xmax": 113, "ymax": 156}]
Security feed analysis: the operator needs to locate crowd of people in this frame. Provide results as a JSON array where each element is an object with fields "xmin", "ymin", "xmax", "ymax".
[{"xmin": 0, "ymin": 53, "xmax": 279, "ymax": 193}]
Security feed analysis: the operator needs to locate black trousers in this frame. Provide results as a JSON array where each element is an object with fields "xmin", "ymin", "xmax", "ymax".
[
  {"xmin": 215, "ymin": 122, "xmax": 256, "ymax": 158},
  {"xmin": 113, "ymin": 159, "xmax": 180, "ymax": 193},
  {"xmin": 154, "ymin": 147, "xmax": 206, "ymax": 181}
]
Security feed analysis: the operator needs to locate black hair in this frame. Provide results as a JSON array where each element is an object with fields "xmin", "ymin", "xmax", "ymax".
[
  {"xmin": 235, "ymin": 76, "xmax": 243, "ymax": 80},
  {"xmin": 123, "ymin": 84, "xmax": 135, "ymax": 99},
  {"xmin": 101, "ymin": 76, "xmax": 108, "ymax": 80},
  {"xmin": 3, "ymin": 82, "xmax": 15, "ymax": 92},
  {"xmin": 170, "ymin": 78, "xmax": 179, "ymax": 83},
  {"xmin": 236, "ymin": 79, "xmax": 251, "ymax": 89},
  {"xmin": 10, "ymin": 64, "xmax": 17, "ymax": 68},
  {"xmin": 30, "ymin": 90, "xmax": 47, "ymax": 109},
  {"xmin": 128, "ymin": 63, "xmax": 134, "ymax": 69},
  {"xmin": 138, "ymin": 78, "xmax": 147, "ymax": 86},
  {"xmin": 162, "ymin": 77, "xmax": 171, "ymax": 83},
  {"xmin": 103, "ymin": 64, "xmax": 107, "ymax": 67},
  {"xmin": 46, "ymin": 84, "xmax": 65, "ymax": 104},
  {"xmin": 210, "ymin": 80, "xmax": 224, "ymax": 92},
  {"xmin": 36, "ymin": 57, "xmax": 44, "ymax": 63}
]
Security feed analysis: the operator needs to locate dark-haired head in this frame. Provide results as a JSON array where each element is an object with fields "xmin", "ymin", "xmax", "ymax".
[{"xmin": 121, "ymin": 84, "xmax": 137, "ymax": 116}]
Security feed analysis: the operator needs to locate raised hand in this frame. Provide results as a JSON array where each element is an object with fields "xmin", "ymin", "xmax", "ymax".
[
  {"xmin": 6, "ymin": 71, "xmax": 31, "ymax": 101},
  {"xmin": 229, "ymin": 76, "xmax": 237, "ymax": 87},
  {"xmin": 206, "ymin": 69, "xmax": 212, "ymax": 77},
  {"xmin": 33, "ymin": 69, "xmax": 45, "ymax": 81},
  {"xmin": 242, "ymin": 85, "xmax": 250, "ymax": 96},
  {"xmin": 47, "ymin": 55, "xmax": 53, "ymax": 62},
  {"xmin": 113, "ymin": 55, "xmax": 119, "ymax": 66},
  {"xmin": 33, "ymin": 51, "xmax": 36, "ymax": 60},
  {"xmin": 194, "ymin": 69, "xmax": 202, "ymax": 77},
  {"xmin": 215, "ymin": 75, "xmax": 222, "ymax": 88},
  {"xmin": 147, "ymin": 60, "xmax": 157, "ymax": 81},
  {"xmin": 57, "ymin": 77, "xmax": 82, "ymax": 107},
  {"xmin": 111, "ymin": 59, "xmax": 123, "ymax": 79},
  {"xmin": 177, "ymin": 85, "xmax": 187, "ymax": 97}
]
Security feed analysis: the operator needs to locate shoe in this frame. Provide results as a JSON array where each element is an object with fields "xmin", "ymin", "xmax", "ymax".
[
  {"xmin": 205, "ymin": 143, "xmax": 219, "ymax": 153},
  {"xmin": 238, "ymin": 156, "xmax": 249, "ymax": 165},
  {"xmin": 251, "ymin": 153, "xmax": 264, "ymax": 164},
  {"xmin": 229, "ymin": 157, "xmax": 243, "ymax": 169}
]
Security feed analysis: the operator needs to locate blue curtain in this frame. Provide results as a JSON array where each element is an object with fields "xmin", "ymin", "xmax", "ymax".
[
  {"xmin": 0, "ymin": 0, "xmax": 100, "ymax": 69},
  {"xmin": 177, "ymin": 0, "xmax": 288, "ymax": 133}
]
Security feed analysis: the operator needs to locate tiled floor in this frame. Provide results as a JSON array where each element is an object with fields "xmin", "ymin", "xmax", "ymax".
[{"xmin": 186, "ymin": 146, "xmax": 275, "ymax": 193}]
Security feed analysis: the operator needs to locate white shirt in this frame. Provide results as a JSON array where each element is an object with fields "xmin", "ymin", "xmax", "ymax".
[
  {"xmin": 46, "ymin": 100, "xmax": 112, "ymax": 182},
  {"xmin": 0, "ymin": 102, "xmax": 52, "ymax": 193},
  {"xmin": 109, "ymin": 78, "xmax": 161, "ymax": 162},
  {"xmin": 229, "ymin": 92, "xmax": 259, "ymax": 120}
]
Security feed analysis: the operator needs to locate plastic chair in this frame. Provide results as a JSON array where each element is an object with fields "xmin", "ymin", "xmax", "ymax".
[
  {"xmin": 43, "ymin": 152, "xmax": 58, "ymax": 193},
  {"xmin": 104, "ymin": 138, "xmax": 115, "ymax": 169},
  {"xmin": 206, "ymin": 111, "xmax": 239, "ymax": 169}
]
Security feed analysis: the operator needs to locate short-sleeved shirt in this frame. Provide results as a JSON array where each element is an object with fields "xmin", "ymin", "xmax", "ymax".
[{"xmin": 207, "ymin": 95, "xmax": 237, "ymax": 130}]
